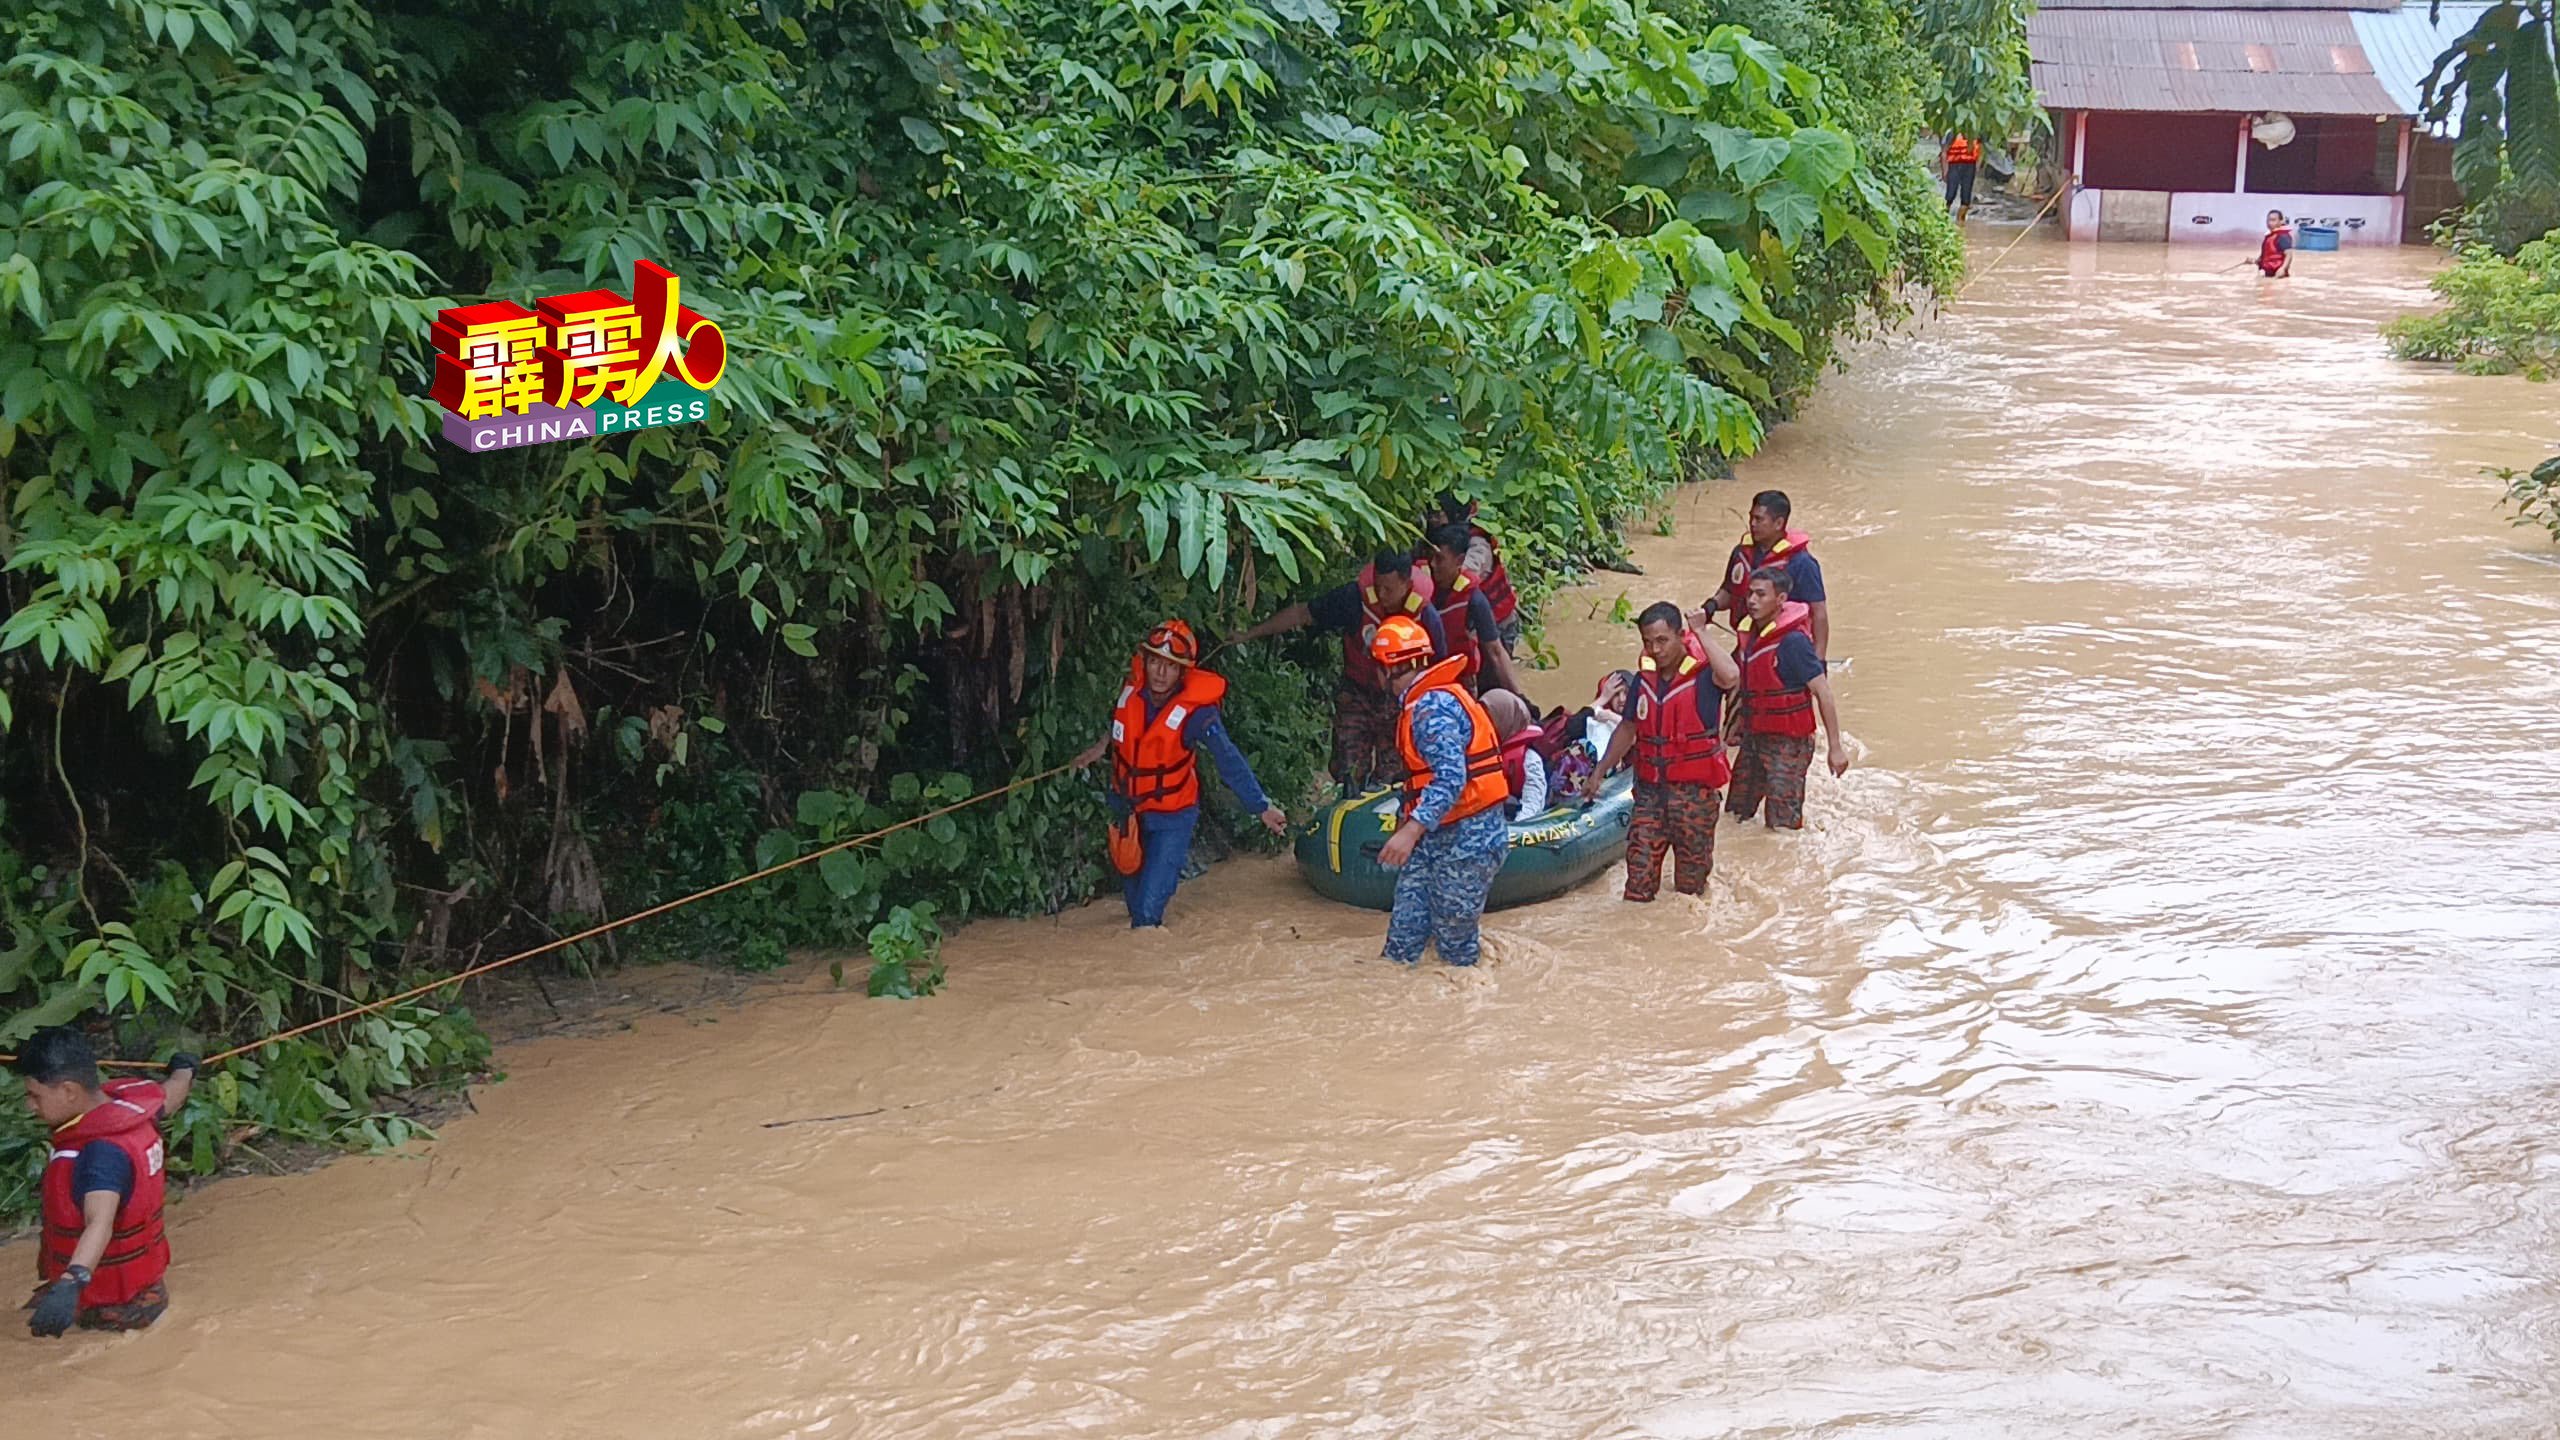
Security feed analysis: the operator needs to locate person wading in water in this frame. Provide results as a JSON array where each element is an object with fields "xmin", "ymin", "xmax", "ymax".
[
  {"xmin": 16, "ymin": 1028, "xmax": 196, "ymax": 1337},
  {"xmin": 1728, "ymin": 566, "xmax": 1852, "ymax": 829},
  {"xmin": 1371, "ymin": 616, "xmax": 1511, "ymax": 967},
  {"xmin": 1422, "ymin": 522, "xmax": 1529, "ymax": 701},
  {"xmin": 1942, "ymin": 131, "xmax": 1982, "ymax": 222},
  {"xmin": 2257, "ymin": 210, "xmax": 2295, "ymax": 279},
  {"xmin": 1701, "ymin": 489, "xmax": 1830, "ymax": 660},
  {"xmin": 1583, "ymin": 603, "xmax": 1739, "ymax": 900},
  {"xmin": 1422, "ymin": 493, "xmax": 1523, "ymax": 654},
  {"xmin": 1233, "ymin": 550, "xmax": 1449, "ymax": 794},
  {"xmin": 1074, "ymin": 620, "xmax": 1287, "ymax": 927}
]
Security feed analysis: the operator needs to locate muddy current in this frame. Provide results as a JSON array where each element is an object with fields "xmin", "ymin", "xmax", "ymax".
[{"xmin": 8, "ymin": 242, "xmax": 2559, "ymax": 1439}]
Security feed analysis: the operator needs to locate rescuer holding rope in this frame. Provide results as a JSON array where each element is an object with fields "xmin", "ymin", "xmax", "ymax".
[
  {"xmin": 16, "ymin": 1027, "xmax": 196, "ymax": 1336},
  {"xmin": 1074, "ymin": 619, "xmax": 1287, "ymax": 928}
]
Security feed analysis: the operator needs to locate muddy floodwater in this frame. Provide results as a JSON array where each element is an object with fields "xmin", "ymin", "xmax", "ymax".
[{"xmin": 10, "ymin": 242, "xmax": 2560, "ymax": 1438}]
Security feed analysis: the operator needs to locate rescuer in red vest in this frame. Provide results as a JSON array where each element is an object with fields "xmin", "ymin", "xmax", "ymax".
[
  {"xmin": 16, "ymin": 1027, "xmax": 197, "ymax": 1336},
  {"xmin": 1422, "ymin": 522, "xmax": 1529, "ymax": 700},
  {"xmin": 1073, "ymin": 620, "xmax": 1287, "ymax": 927},
  {"xmin": 1943, "ymin": 132, "xmax": 1982, "ymax": 222},
  {"xmin": 2258, "ymin": 210, "xmax": 2295, "ymax": 278},
  {"xmin": 1583, "ymin": 602, "xmax": 1740, "ymax": 900},
  {"xmin": 1425, "ymin": 493, "xmax": 1523, "ymax": 653},
  {"xmin": 1233, "ymin": 549, "xmax": 1450, "ymax": 793},
  {"xmin": 1372, "ymin": 616, "xmax": 1512, "ymax": 967},
  {"xmin": 1703, "ymin": 489, "xmax": 1829, "ymax": 659},
  {"xmin": 1728, "ymin": 566, "xmax": 1852, "ymax": 830}
]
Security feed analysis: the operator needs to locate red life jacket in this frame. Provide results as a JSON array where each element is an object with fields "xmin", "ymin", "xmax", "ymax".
[
  {"xmin": 2258, "ymin": 227, "xmax": 2291, "ymax": 276},
  {"xmin": 1735, "ymin": 601, "xmax": 1818, "ymax": 738},
  {"xmin": 1394, "ymin": 655, "xmax": 1509, "ymax": 827},
  {"xmin": 40, "ymin": 1079, "xmax": 170, "ymax": 1308},
  {"xmin": 1722, "ymin": 529, "xmax": 1813, "ymax": 619},
  {"xmin": 1430, "ymin": 572, "xmax": 1484, "ymax": 686},
  {"xmin": 1945, "ymin": 134, "xmax": 1981, "ymax": 165},
  {"xmin": 1466, "ymin": 523, "xmax": 1519, "ymax": 625},
  {"xmin": 1499, "ymin": 723, "xmax": 1543, "ymax": 801},
  {"xmin": 1632, "ymin": 636, "xmax": 1732, "ymax": 786},
  {"xmin": 1343, "ymin": 562, "xmax": 1435, "ymax": 691},
  {"xmin": 1110, "ymin": 660, "xmax": 1229, "ymax": 815}
]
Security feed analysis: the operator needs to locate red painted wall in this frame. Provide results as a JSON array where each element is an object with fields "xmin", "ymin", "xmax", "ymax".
[{"xmin": 2081, "ymin": 112, "xmax": 2239, "ymax": 192}]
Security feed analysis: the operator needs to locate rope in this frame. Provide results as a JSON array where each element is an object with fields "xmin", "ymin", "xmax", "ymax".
[
  {"xmin": 3, "ymin": 763, "xmax": 1075, "ymax": 1074},
  {"xmin": 1954, "ymin": 178, "xmax": 2073, "ymax": 301}
]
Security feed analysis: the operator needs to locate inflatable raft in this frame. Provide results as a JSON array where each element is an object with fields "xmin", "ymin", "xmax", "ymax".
[{"xmin": 1293, "ymin": 770, "xmax": 1635, "ymax": 912}]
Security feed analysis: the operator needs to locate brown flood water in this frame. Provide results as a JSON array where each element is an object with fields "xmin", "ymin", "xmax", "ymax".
[{"xmin": 10, "ymin": 242, "xmax": 2560, "ymax": 1438}]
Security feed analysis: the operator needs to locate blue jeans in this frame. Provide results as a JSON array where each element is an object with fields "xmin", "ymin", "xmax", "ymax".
[{"xmin": 1123, "ymin": 805, "xmax": 1199, "ymax": 928}]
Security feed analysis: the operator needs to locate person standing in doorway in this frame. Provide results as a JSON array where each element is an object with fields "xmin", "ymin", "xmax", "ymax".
[
  {"xmin": 1371, "ymin": 617, "xmax": 1511, "ymax": 967},
  {"xmin": 1943, "ymin": 132, "xmax": 1982, "ymax": 222},
  {"xmin": 1233, "ymin": 551, "xmax": 1450, "ymax": 793},
  {"xmin": 1583, "ymin": 603, "xmax": 1739, "ymax": 901},
  {"xmin": 2258, "ymin": 210, "xmax": 2295, "ymax": 278},
  {"xmin": 1702, "ymin": 489, "xmax": 1830, "ymax": 659},
  {"xmin": 1727, "ymin": 567, "xmax": 1852, "ymax": 830},
  {"xmin": 17, "ymin": 1028, "xmax": 197, "ymax": 1337},
  {"xmin": 1074, "ymin": 620, "xmax": 1288, "ymax": 927}
]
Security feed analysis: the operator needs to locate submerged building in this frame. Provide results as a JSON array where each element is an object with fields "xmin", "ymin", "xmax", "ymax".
[{"xmin": 2029, "ymin": 0, "xmax": 2490, "ymax": 246}]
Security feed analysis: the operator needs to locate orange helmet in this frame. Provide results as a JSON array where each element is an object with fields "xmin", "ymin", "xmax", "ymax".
[
  {"xmin": 1140, "ymin": 619, "xmax": 1199, "ymax": 667},
  {"xmin": 1368, "ymin": 615, "xmax": 1433, "ymax": 668}
]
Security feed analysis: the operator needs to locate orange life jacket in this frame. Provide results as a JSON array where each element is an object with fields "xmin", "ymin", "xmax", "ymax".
[
  {"xmin": 1735, "ymin": 601, "xmax": 1818, "ymax": 738},
  {"xmin": 1110, "ymin": 660, "xmax": 1229, "ymax": 814},
  {"xmin": 1632, "ymin": 641, "xmax": 1731, "ymax": 787},
  {"xmin": 1394, "ymin": 656, "xmax": 1509, "ymax": 827},
  {"xmin": 1343, "ymin": 563, "xmax": 1436, "ymax": 691},
  {"xmin": 1945, "ymin": 134, "xmax": 1981, "ymax": 165},
  {"xmin": 40, "ymin": 1079, "xmax": 170, "ymax": 1308}
]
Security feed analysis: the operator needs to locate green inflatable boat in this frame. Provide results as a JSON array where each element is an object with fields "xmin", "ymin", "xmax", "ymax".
[{"xmin": 1292, "ymin": 770, "xmax": 1634, "ymax": 911}]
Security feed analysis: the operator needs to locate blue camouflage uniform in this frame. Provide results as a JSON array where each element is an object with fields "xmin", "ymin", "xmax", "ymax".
[{"xmin": 1383, "ymin": 687, "xmax": 1510, "ymax": 966}]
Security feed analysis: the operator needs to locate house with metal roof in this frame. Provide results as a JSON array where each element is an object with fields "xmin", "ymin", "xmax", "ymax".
[{"xmin": 2030, "ymin": 0, "xmax": 2480, "ymax": 247}]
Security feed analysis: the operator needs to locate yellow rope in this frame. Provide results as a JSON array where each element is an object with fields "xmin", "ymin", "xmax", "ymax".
[{"xmin": 1954, "ymin": 178, "xmax": 2073, "ymax": 301}]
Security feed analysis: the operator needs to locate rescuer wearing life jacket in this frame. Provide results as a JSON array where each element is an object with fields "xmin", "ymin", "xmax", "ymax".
[
  {"xmin": 16, "ymin": 1027, "xmax": 197, "ymax": 1336},
  {"xmin": 1702, "ymin": 490, "xmax": 1829, "ymax": 659},
  {"xmin": 1943, "ymin": 132, "xmax": 1982, "ymax": 222},
  {"xmin": 1371, "ymin": 616, "xmax": 1512, "ymax": 967},
  {"xmin": 1422, "ymin": 522, "xmax": 1528, "ymax": 700},
  {"xmin": 1727, "ymin": 566, "xmax": 1852, "ymax": 830},
  {"xmin": 1580, "ymin": 603, "xmax": 1741, "ymax": 901},
  {"xmin": 1425, "ymin": 493, "xmax": 1523, "ymax": 652},
  {"xmin": 2258, "ymin": 210, "xmax": 2295, "ymax": 279},
  {"xmin": 1073, "ymin": 620, "xmax": 1288, "ymax": 928},
  {"xmin": 1233, "ymin": 550, "xmax": 1450, "ymax": 793}
]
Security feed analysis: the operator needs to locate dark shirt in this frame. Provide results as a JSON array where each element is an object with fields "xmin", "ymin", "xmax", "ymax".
[
  {"xmin": 1305, "ymin": 582, "xmax": 1451, "ymax": 656},
  {"xmin": 71, "ymin": 1142, "xmax": 134, "ymax": 1205},
  {"xmin": 1774, "ymin": 632, "xmax": 1825, "ymax": 691},
  {"xmin": 2273, "ymin": 232, "xmax": 2294, "ymax": 254},
  {"xmin": 1458, "ymin": 590, "xmax": 1503, "ymax": 646}
]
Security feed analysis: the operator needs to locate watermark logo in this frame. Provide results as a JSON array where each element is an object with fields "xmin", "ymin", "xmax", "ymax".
[{"xmin": 430, "ymin": 259, "xmax": 726, "ymax": 452}]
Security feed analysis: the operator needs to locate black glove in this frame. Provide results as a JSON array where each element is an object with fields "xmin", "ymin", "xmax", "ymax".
[
  {"xmin": 165, "ymin": 1052, "xmax": 201, "ymax": 1077},
  {"xmin": 26, "ymin": 1274, "xmax": 82, "ymax": 1338}
]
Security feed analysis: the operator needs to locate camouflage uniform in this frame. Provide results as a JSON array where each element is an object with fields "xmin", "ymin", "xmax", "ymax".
[
  {"xmin": 1383, "ymin": 688, "xmax": 1509, "ymax": 966},
  {"xmin": 1625, "ymin": 779, "xmax": 1720, "ymax": 900},
  {"xmin": 1726, "ymin": 732, "xmax": 1817, "ymax": 830}
]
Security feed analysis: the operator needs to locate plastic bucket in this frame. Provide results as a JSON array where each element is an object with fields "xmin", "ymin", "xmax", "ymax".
[{"xmin": 2296, "ymin": 224, "xmax": 2340, "ymax": 252}]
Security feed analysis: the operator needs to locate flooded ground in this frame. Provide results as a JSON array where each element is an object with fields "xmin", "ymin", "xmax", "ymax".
[{"xmin": 9, "ymin": 241, "xmax": 2559, "ymax": 1438}]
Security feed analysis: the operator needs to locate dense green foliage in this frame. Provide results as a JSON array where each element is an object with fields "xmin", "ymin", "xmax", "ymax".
[
  {"xmin": 0, "ymin": 0, "xmax": 1976, "ymax": 1213},
  {"xmin": 2425, "ymin": 0, "xmax": 2560, "ymax": 253}
]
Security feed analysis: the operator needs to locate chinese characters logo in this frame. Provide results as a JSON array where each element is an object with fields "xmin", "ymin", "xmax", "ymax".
[{"xmin": 431, "ymin": 259, "xmax": 726, "ymax": 452}]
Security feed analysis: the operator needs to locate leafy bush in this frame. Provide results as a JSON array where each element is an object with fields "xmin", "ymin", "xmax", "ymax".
[
  {"xmin": 0, "ymin": 0, "xmax": 1990, "ymax": 1221},
  {"xmin": 2386, "ymin": 230, "xmax": 2560, "ymax": 378}
]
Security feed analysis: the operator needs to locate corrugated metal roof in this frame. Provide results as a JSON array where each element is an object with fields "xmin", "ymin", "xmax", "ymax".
[
  {"xmin": 2030, "ymin": 7, "xmax": 2409, "ymax": 114},
  {"xmin": 2352, "ymin": 1, "xmax": 2494, "ymax": 122}
]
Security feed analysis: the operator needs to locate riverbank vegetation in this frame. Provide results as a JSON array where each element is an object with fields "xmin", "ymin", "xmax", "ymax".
[{"xmin": 0, "ymin": 0, "xmax": 2006, "ymax": 1216}]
